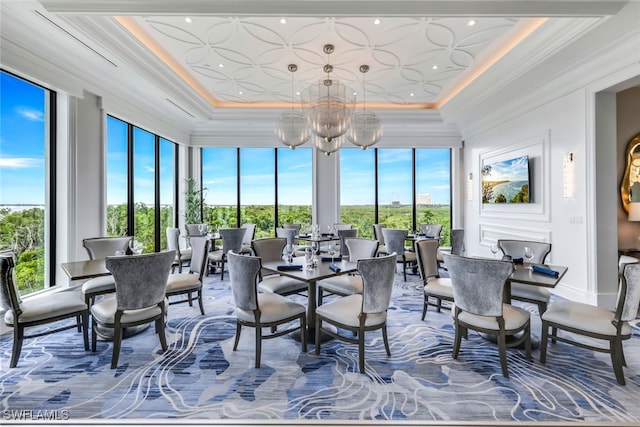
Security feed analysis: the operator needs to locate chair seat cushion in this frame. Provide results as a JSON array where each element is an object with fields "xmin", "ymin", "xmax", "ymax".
[
  {"xmin": 5, "ymin": 288, "xmax": 87, "ymax": 325},
  {"xmin": 257, "ymin": 275, "xmax": 307, "ymax": 295},
  {"xmin": 207, "ymin": 250, "xmax": 224, "ymax": 261},
  {"xmin": 437, "ymin": 247, "xmax": 451, "ymax": 262},
  {"xmin": 82, "ymin": 275, "xmax": 116, "ymax": 296},
  {"xmin": 377, "ymin": 244, "xmax": 388, "ymax": 255},
  {"xmin": 166, "ymin": 273, "xmax": 201, "ymax": 292},
  {"xmin": 316, "ymin": 294, "xmax": 387, "ymax": 328},
  {"xmin": 453, "ymin": 303, "xmax": 530, "ymax": 332},
  {"xmin": 178, "ymin": 248, "xmax": 192, "ymax": 260},
  {"xmin": 402, "ymin": 252, "xmax": 417, "ymax": 262},
  {"xmin": 424, "ymin": 277, "xmax": 453, "ymax": 299},
  {"xmin": 318, "ymin": 275, "xmax": 363, "ymax": 296},
  {"xmin": 542, "ymin": 300, "xmax": 632, "ymax": 336},
  {"xmin": 235, "ymin": 292, "xmax": 305, "ymax": 323},
  {"xmin": 91, "ymin": 297, "xmax": 162, "ymax": 325},
  {"xmin": 510, "ymin": 282, "xmax": 551, "ymax": 303}
]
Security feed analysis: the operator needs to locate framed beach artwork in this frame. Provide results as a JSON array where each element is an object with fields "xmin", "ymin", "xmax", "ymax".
[{"xmin": 481, "ymin": 155, "xmax": 531, "ymax": 204}]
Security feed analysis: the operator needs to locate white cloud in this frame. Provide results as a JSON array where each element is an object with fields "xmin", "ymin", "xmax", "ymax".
[
  {"xmin": 16, "ymin": 107, "xmax": 44, "ymax": 122},
  {"xmin": 0, "ymin": 157, "xmax": 43, "ymax": 168}
]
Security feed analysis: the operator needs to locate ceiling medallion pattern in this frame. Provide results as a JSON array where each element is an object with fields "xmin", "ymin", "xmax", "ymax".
[{"xmin": 137, "ymin": 16, "xmax": 518, "ymax": 106}]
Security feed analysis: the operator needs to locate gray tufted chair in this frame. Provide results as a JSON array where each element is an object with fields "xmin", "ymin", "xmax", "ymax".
[
  {"xmin": 437, "ymin": 229, "xmax": 464, "ymax": 266},
  {"xmin": 227, "ymin": 251, "xmax": 307, "ymax": 368},
  {"xmin": 1, "ymin": 251, "xmax": 89, "ymax": 368},
  {"xmin": 381, "ymin": 228, "xmax": 416, "ymax": 281},
  {"xmin": 419, "ymin": 224, "xmax": 443, "ymax": 240},
  {"xmin": 166, "ymin": 236, "xmax": 209, "ymax": 315},
  {"xmin": 315, "ymin": 253, "xmax": 396, "ymax": 374},
  {"xmin": 185, "ymin": 223, "xmax": 208, "ymax": 236},
  {"xmin": 207, "ymin": 228, "xmax": 246, "ymax": 280},
  {"xmin": 337, "ymin": 228, "xmax": 358, "ymax": 257},
  {"xmin": 372, "ymin": 223, "xmax": 388, "ymax": 255},
  {"xmin": 240, "ymin": 223, "xmax": 256, "ymax": 254},
  {"xmin": 317, "ymin": 238, "xmax": 379, "ymax": 305},
  {"xmin": 415, "ymin": 238, "xmax": 454, "ymax": 320},
  {"xmin": 82, "ymin": 236, "xmax": 133, "ymax": 311},
  {"xmin": 497, "ymin": 239, "xmax": 552, "ymax": 315},
  {"xmin": 92, "ymin": 250, "xmax": 175, "ymax": 369},
  {"xmin": 444, "ymin": 254, "xmax": 531, "ymax": 378},
  {"xmin": 540, "ymin": 258, "xmax": 640, "ymax": 385},
  {"xmin": 251, "ymin": 237, "xmax": 308, "ymax": 297},
  {"xmin": 166, "ymin": 228, "xmax": 192, "ymax": 273}
]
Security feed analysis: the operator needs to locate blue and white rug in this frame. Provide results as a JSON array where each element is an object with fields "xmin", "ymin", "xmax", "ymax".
[{"xmin": 1, "ymin": 271, "xmax": 639, "ymax": 424}]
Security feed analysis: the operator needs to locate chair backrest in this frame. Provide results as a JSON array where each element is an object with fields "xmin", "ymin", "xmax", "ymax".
[
  {"xmin": 333, "ymin": 223, "xmax": 352, "ymax": 231},
  {"xmin": 282, "ymin": 224, "xmax": 301, "ymax": 244},
  {"xmin": 444, "ymin": 254, "xmax": 513, "ymax": 317},
  {"xmin": 414, "ymin": 238, "xmax": 440, "ymax": 282},
  {"xmin": 338, "ymin": 229, "xmax": 358, "ymax": 256},
  {"xmin": 188, "ymin": 236, "xmax": 210, "ymax": 278},
  {"xmin": 227, "ymin": 251, "xmax": 261, "ymax": 312},
  {"xmin": 619, "ymin": 262, "xmax": 640, "ymax": 323},
  {"xmin": 0, "ymin": 251, "xmax": 21, "ymax": 312},
  {"xmin": 372, "ymin": 224, "xmax": 387, "ymax": 244},
  {"xmin": 241, "ymin": 223, "xmax": 256, "ymax": 245},
  {"xmin": 83, "ymin": 236, "xmax": 132, "ymax": 259},
  {"xmin": 276, "ymin": 227, "xmax": 296, "ymax": 248},
  {"xmin": 220, "ymin": 228, "xmax": 246, "ymax": 255},
  {"xmin": 497, "ymin": 239, "xmax": 551, "ymax": 264},
  {"xmin": 252, "ymin": 237, "xmax": 287, "ymax": 263},
  {"xmin": 185, "ymin": 223, "xmax": 208, "ymax": 236},
  {"xmin": 106, "ymin": 250, "xmax": 175, "ymax": 311},
  {"xmin": 345, "ymin": 238, "xmax": 378, "ymax": 262},
  {"xmin": 420, "ymin": 224, "xmax": 443, "ymax": 238},
  {"xmin": 381, "ymin": 228, "xmax": 407, "ymax": 258},
  {"xmin": 166, "ymin": 227, "xmax": 182, "ymax": 255},
  {"xmin": 450, "ymin": 229, "xmax": 465, "ymax": 256},
  {"xmin": 358, "ymin": 253, "xmax": 396, "ymax": 314}
]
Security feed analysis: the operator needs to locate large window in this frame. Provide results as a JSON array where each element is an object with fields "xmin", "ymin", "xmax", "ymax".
[
  {"xmin": 0, "ymin": 71, "xmax": 54, "ymax": 294},
  {"xmin": 340, "ymin": 148, "xmax": 451, "ymax": 244},
  {"xmin": 202, "ymin": 147, "xmax": 312, "ymax": 237},
  {"xmin": 106, "ymin": 116, "xmax": 177, "ymax": 251}
]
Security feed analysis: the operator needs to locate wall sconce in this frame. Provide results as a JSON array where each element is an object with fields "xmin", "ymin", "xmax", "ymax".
[
  {"xmin": 467, "ymin": 173, "xmax": 473, "ymax": 201},
  {"xmin": 563, "ymin": 152, "xmax": 575, "ymax": 199}
]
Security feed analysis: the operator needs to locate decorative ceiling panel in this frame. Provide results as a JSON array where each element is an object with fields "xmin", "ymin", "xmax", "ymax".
[{"xmin": 132, "ymin": 15, "xmax": 521, "ymax": 107}]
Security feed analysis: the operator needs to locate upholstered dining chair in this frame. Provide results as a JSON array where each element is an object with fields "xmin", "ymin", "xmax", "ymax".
[
  {"xmin": 251, "ymin": 237, "xmax": 308, "ymax": 297},
  {"xmin": 381, "ymin": 228, "xmax": 416, "ymax": 281},
  {"xmin": 372, "ymin": 223, "xmax": 387, "ymax": 255},
  {"xmin": 415, "ymin": 238, "xmax": 454, "ymax": 320},
  {"xmin": 419, "ymin": 224, "xmax": 443, "ymax": 240},
  {"xmin": 444, "ymin": 254, "xmax": 531, "ymax": 378},
  {"xmin": 166, "ymin": 227, "xmax": 192, "ymax": 273},
  {"xmin": 337, "ymin": 228, "xmax": 358, "ymax": 257},
  {"xmin": 497, "ymin": 239, "xmax": 552, "ymax": 315},
  {"xmin": 82, "ymin": 236, "xmax": 133, "ymax": 310},
  {"xmin": 227, "ymin": 251, "xmax": 307, "ymax": 368},
  {"xmin": 207, "ymin": 228, "xmax": 246, "ymax": 280},
  {"xmin": 1, "ymin": 251, "xmax": 89, "ymax": 368},
  {"xmin": 315, "ymin": 253, "xmax": 396, "ymax": 374},
  {"xmin": 166, "ymin": 236, "xmax": 209, "ymax": 315},
  {"xmin": 282, "ymin": 223, "xmax": 302, "ymax": 246},
  {"xmin": 317, "ymin": 237, "xmax": 379, "ymax": 305},
  {"xmin": 92, "ymin": 250, "xmax": 175, "ymax": 369},
  {"xmin": 437, "ymin": 228, "xmax": 464, "ymax": 267},
  {"xmin": 240, "ymin": 223, "xmax": 256, "ymax": 254},
  {"xmin": 540, "ymin": 259, "xmax": 640, "ymax": 385},
  {"xmin": 185, "ymin": 223, "xmax": 208, "ymax": 236}
]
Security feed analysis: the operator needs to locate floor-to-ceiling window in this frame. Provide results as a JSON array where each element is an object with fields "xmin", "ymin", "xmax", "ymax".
[
  {"xmin": 240, "ymin": 148, "xmax": 275, "ymax": 238},
  {"xmin": 106, "ymin": 116, "xmax": 177, "ymax": 251},
  {"xmin": 416, "ymin": 148, "xmax": 451, "ymax": 244},
  {"xmin": 0, "ymin": 70, "xmax": 54, "ymax": 294},
  {"xmin": 340, "ymin": 148, "xmax": 376, "ymax": 238},
  {"xmin": 277, "ymin": 148, "xmax": 313, "ymax": 233},
  {"xmin": 378, "ymin": 148, "xmax": 414, "ymax": 231},
  {"xmin": 202, "ymin": 148, "xmax": 238, "ymax": 231}
]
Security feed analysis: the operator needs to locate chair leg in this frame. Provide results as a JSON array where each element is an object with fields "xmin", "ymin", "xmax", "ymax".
[
  {"xmin": 233, "ymin": 322, "xmax": 242, "ymax": 351},
  {"xmin": 382, "ymin": 324, "xmax": 391, "ymax": 356},
  {"xmin": 436, "ymin": 298, "xmax": 442, "ymax": 313},
  {"xmin": 9, "ymin": 325, "xmax": 24, "ymax": 368},
  {"xmin": 539, "ymin": 322, "xmax": 549, "ymax": 363},
  {"xmin": 318, "ymin": 289, "xmax": 324, "ymax": 307},
  {"xmin": 358, "ymin": 327, "xmax": 365, "ymax": 374},
  {"xmin": 91, "ymin": 317, "xmax": 98, "ymax": 352},
  {"xmin": 524, "ymin": 323, "xmax": 532, "ymax": 361},
  {"xmin": 187, "ymin": 291, "xmax": 193, "ymax": 307},
  {"xmin": 610, "ymin": 339, "xmax": 626, "ymax": 385},
  {"xmin": 421, "ymin": 294, "xmax": 428, "ymax": 321},
  {"xmin": 452, "ymin": 323, "xmax": 463, "ymax": 359},
  {"xmin": 82, "ymin": 312, "xmax": 89, "ymax": 351},
  {"xmin": 550, "ymin": 326, "xmax": 558, "ymax": 344},
  {"xmin": 255, "ymin": 325, "xmax": 262, "ymax": 368},
  {"xmin": 498, "ymin": 331, "xmax": 509, "ymax": 378},
  {"xmin": 537, "ymin": 301, "xmax": 548, "ymax": 316},
  {"xmin": 315, "ymin": 317, "xmax": 322, "ymax": 355},
  {"xmin": 156, "ymin": 318, "xmax": 168, "ymax": 352},
  {"xmin": 300, "ymin": 314, "xmax": 307, "ymax": 353},
  {"xmin": 111, "ymin": 327, "xmax": 123, "ymax": 369},
  {"xmin": 220, "ymin": 260, "xmax": 226, "ymax": 280},
  {"xmin": 197, "ymin": 290, "xmax": 205, "ymax": 315},
  {"xmin": 402, "ymin": 261, "xmax": 407, "ymax": 282},
  {"xmin": 76, "ymin": 315, "xmax": 82, "ymax": 332}
]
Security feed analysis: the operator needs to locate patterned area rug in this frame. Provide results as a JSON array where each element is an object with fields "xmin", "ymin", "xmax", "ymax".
[{"xmin": 1, "ymin": 270, "xmax": 640, "ymax": 424}]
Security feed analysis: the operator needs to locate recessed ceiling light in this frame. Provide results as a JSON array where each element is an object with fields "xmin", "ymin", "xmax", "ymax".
[
  {"xmin": 280, "ymin": 18, "xmax": 287, "ymax": 24},
  {"xmin": 432, "ymin": 65, "xmax": 438, "ymax": 70},
  {"xmin": 374, "ymin": 18, "xmax": 381, "ymax": 25},
  {"xmin": 468, "ymin": 19, "xmax": 476, "ymax": 26},
  {"xmin": 238, "ymin": 91, "xmax": 243, "ymax": 95},
  {"xmin": 218, "ymin": 63, "xmax": 224, "ymax": 68},
  {"xmin": 410, "ymin": 93, "xmax": 415, "ymax": 97},
  {"xmin": 185, "ymin": 17, "xmax": 192, "ymax": 24},
  {"xmin": 296, "ymin": 91, "xmax": 300, "ymax": 96}
]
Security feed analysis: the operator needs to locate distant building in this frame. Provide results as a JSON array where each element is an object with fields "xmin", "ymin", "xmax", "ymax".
[
  {"xmin": 391, "ymin": 201, "xmax": 400, "ymax": 207},
  {"xmin": 416, "ymin": 193, "xmax": 432, "ymax": 205}
]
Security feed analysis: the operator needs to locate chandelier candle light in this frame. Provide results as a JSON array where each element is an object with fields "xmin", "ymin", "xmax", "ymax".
[{"xmin": 275, "ymin": 44, "xmax": 383, "ymax": 155}]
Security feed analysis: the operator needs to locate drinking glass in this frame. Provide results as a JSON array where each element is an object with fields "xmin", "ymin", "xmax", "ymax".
[
  {"xmin": 285, "ymin": 244, "xmax": 294, "ymax": 263},
  {"xmin": 490, "ymin": 244, "xmax": 499, "ymax": 259},
  {"xmin": 129, "ymin": 239, "xmax": 143, "ymax": 254},
  {"xmin": 198, "ymin": 224, "xmax": 205, "ymax": 235},
  {"xmin": 305, "ymin": 247, "xmax": 314, "ymax": 270},
  {"xmin": 524, "ymin": 246, "xmax": 535, "ymax": 267},
  {"xmin": 328, "ymin": 245, "xmax": 336, "ymax": 263}
]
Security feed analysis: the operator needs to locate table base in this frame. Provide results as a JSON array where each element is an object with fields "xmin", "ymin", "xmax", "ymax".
[
  {"xmin": 479, "ymin": 331, "xmax": 540, "ymax": 350},
  {"xmin": 94, "ymin": 323, "xmax": 150, "ymax": 341}
]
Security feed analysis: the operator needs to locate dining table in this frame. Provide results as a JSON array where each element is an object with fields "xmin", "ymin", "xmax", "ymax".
[{"xmin": 261, "ymin": 256, "xmax": 357, "ymax": 344}]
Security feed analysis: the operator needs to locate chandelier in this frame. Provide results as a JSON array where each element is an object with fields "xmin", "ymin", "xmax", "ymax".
[{"xmin": 275, "ymin": 44, "xmax": 383, "ymax": 154}]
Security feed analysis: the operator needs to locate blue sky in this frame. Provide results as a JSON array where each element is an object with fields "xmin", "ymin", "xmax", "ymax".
[
  {"xmin": 0, "ymin": 72, "xmax": 46, "ymax": 205},
  {"xmin": 483, "ymin": 155, "xmax": 529, "ymax": 182},
  {"xmin": 2, "ymin": 71, "xmax": 450, "ymax": 208}
]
